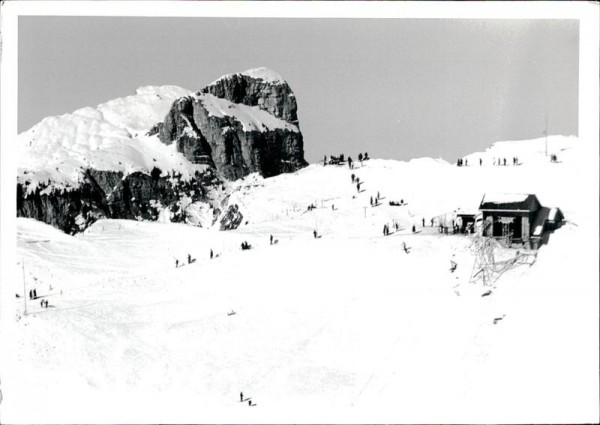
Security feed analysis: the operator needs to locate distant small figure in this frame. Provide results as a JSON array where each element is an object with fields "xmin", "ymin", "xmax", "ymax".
[
  {"xmin": 465, "ymin": 159, "xmax": 468, "ymax": 166},
  {"xmin": 313, "ymin": 230, "xmax": 318, "ymax": 239},
  {"xmin": 33, "ymin": 289, "xmax": 37, "ymax": 298},
  {"xmin": 210, "ymin": 249, "xmax": 213, "ymax": 259},
  {"xmin": 503, "ymin": 158, "xmax": 507, "ymax": 166},
  {"xmin": 29, "ymin": 290, "xmax": 33, "ymax": 300},
  {"xmin": 412, "ymin": 225, "xmax": 416, "ymax": 233},
  {"xmin": 377, "ymin": 191, "xmax": 380, "ymax": 199},
  {"xmin": 270, "ymin": 234, "xmax": 274, "ymax": 245},
  {"xmin": 175, "ymin": 259, "xmax": 179, "ymax": 268},
  {"xmin": 402, "ymin": 242, "xmax": 411, "ymax": 254},
  {"xmin": 356, "ymin": 183, "xmax": 361, "ymax": 193},
  {"xmin": 422, "ymin": 217, "xmax": 425, "ymax": 227},
  {"xmin": 479, "ymin": 158, "xmax": 482, "ymax": 166},
  {"xmin": 358, "ymin": 153, "xmax": 363, "ymax": 163},
  {"xmin": 44, "ymin": 299, "xmax": 49, "ymax": 308},
  {"xmin": 450, "ymin": 260, "xmax": 457, "ymax": 273},
  {"xmin": 40, "ymin": 299, "xmax": 44, "ymax": 308},
  {"xmin": 364, "ymin": 152, "xmax": 369, "ymax": 160},
  {"xmin": 351, "ymin": 173, "xmax": 355, "ymax": 183},
  {"xmin": 323, "ymin": 155, "xmax": 327, "ymax": 166},
  {"xmin": 248, "ymin": 400, "xmax": 252, "ymax": 407},
  {"xmin": 240, "ymin": 392, "xmax": 243, "ymax": 402},
  {"xmin": 370, "ymin": 196, "xmax": 373, "ymax": 206},
  {"xmin": 331, "ymin": 204, "xmax": 335, "ymax": 211},
  {"xmin": 430, "ymin": 218, "xmax": 434, "ymax": 227},
  {"xmin": 187, "ymin": 254, "xmax": 192, "ymax": 264}
]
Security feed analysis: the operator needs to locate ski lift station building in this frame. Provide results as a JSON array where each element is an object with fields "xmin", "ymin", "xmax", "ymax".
[{"xmin": 478, "ymin": 193, "xmax": 563, "ymax": 248}]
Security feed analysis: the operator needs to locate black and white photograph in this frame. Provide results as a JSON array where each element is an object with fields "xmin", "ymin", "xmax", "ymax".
[{"xmin": 1, "ymin": 2, "xmax": 598, "ymax": 423}]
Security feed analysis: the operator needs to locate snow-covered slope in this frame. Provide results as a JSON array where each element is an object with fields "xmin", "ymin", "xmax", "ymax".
[
  {"xmin": 17, "ymin": 85, "xmax": 210, "ymax": 193},
  {"xmin": 4, "ymin": 135, "xmax": 598, "ymax": 423},
  {"xmin": 196, "ymin": 93, "xmax": 299, "ymax": 133}
]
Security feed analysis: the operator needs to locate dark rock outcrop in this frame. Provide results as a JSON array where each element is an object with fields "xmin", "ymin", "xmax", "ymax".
[
  {"xmin": 17, "ymin": 168, "xmax": 220, "ymax": 234},
  {"xmin": 219, "ymin": 204, "xmax": 244, "ymax": 231},
  {"xmin": 157, "ymin": 69, "xmax": 307, "ymax": 180},
  {"xmin": 202, "ymin": 72, "xmax": 298, "ymax": 124},
  {"xmin": 17, "ymin": 68, "xmax": 307, "ymax": 234}
]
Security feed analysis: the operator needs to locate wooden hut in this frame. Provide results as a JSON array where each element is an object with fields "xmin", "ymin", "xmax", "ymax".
[
  {"xmin": 479, "ymin": 194, "xmax": 564, "ymax": 248},
  {"xmin": 479, "ymin": 193, "xmax": 542, "ymax": 246}
]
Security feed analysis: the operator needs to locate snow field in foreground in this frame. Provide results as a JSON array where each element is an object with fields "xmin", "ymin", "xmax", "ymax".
[{"xmin": 4, "ymin": 135, "xmax": 598, "ymax": 423}]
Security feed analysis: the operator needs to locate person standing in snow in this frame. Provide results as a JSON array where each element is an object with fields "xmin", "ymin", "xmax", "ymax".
[
  {"xmin": 175, "ymin": 259, "xmax": 179, "ymax": 268},
  {"xmin": 351, "ymin": 173, "xmax": 355, "ymax": 183},
  {"xmin": 422, "ymin": 218, "xmax": 425, "ymax": 227},
  {"xmin": 240, "ymin": 392, "xmax": 244, "ymax": 402},
  {"xmin": 33, "ymin": 289, "xmax": 37, "ymax": 299},
  {"xmin": 270, "ymin": 235, "xmax": 273, "ymax": 245},
  {"xmin": 29, "ymin": 290, "xmax": 33, "ymax": 300},
  {"xmin": 210, "ymin": 249, "xmax": 213, "ymax": 259},
  {"xmin": 187, "ymin": 254, "xmax": 192, "ymax": 264},
  {"xmin": 370, "ymin": 196, "xmax": 373, "ymax": 207},
  {"xmin": 348, "ymin": 157, "xmax": 353, "ymax": 169},
  {"xmin": 313, "ymin": 230, "xmax": 318, "ymax": 239},
  {"xmin": 479, "ymin": 158, "xmax": 482, "ymax": 166},
  {"xmin": 358, "ymin": 153, "xmax": 363, "ymax": 163}
]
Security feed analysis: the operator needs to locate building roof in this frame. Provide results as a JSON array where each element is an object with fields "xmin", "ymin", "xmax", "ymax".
[{"xmin": 479, "ymin": 193, "xmax": 541, "ymax": 212}]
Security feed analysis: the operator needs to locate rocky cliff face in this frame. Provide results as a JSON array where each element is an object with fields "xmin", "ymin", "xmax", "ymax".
[
  {"xmin": 17, "ymin": 68, "xmax": 307, "ymax": 233},
  {"xmin": 17, "ymin": 168, "xmax": 221, "ymax": 234},
  {"xmin": 202, "ymin": 70, "xmax": 298, "ymax": 124},
  {"xmin": 157, "ymin": 68, "xmax": 307, "ymax": 180}
]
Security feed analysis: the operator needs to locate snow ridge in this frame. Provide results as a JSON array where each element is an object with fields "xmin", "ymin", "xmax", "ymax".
[
  {"xmin": 17, "ymin": 85, "xmax": 209, "ymax": 193},
  {"xmin": 208, "ymin": 67, "xmax": 285, "ymax": 86}
]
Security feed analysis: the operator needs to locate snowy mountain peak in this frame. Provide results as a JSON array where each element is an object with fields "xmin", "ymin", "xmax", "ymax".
[
  {"xmin": 208, "ymin": 67, "xmax": 286, "ymax": 86},
  {"xmin": 239, "ymin": 67, "xmax": 285, "ymax": 83}
]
